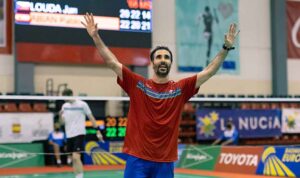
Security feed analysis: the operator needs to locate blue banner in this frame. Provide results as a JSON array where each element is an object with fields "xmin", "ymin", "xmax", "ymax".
[
  {"xmin": 256, "ymin": 146, "xmax": 300, "ymax": 177},
  {"xmin": 196, "ymin": 109, "xmax": 282, "ymax": 140},
  {"xmin": 84, "ymin": 141, "xmax": 127, "ymax": 165},
  {"xmin": 176, "ymin": 0, "xmax": 240, "ymax": 74}
]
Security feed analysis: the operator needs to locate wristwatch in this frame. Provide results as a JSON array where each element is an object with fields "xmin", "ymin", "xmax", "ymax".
[{"xmin": 223, "ymin": 44, "xmax": 235, "ymax": 51}]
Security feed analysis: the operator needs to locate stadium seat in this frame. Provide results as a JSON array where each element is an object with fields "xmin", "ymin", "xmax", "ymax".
[
  {"xmin": 197, "ymin": 94, "xmax": 205, "ymax": 97},
  {"xmin": 250, "ymin": 102, "xmax": 261, "ymax": 109},
  {"xmin": 207, "ymin": 94, "xmax": 215, "ymax": 98},
  {"xmin": 270, "ymin": 103, "xmax": 280, "ymax": 109},
  {"xmin": 33, "ymin": 103, "xmax": 48, "ymax": 112},
  {"xmin": 19, "ymin": 103, "xmax": 33, "ymax": 112},
  {"xmin": 183, "ymin": 103, "xmax": 195, "ymax": 113},
  {"xmin": 240, "ymin": 102, "xmax": 251, "ymax": 109},
  {"xmin": 280, "ymin": 103, "xmax": 290, "ymax": 108},
  {"xmin": 227, "ymin": 94, "xmax": 236, "ymax": 98},
  {"xmin": 260, "ymin": 102, "xmax": 271, "ymax": 109},
  {"xmin": 290, "ymin": 103, "xmax": 300, "ymax": 108},
  {"xmin": 3, "ymin": 103, "xmax": 18, "ymax": 112}
]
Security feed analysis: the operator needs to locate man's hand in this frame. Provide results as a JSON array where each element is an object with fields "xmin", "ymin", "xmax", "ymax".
[
  {"xmin": 224, "ymin": 23, "xmax": 239, "ymax": 48},
  {"xmin": 81, "ymin": 13, "xmax": 98, "ymax": 38},
  {"xmin": 96, "ymin": 130, "xmax": 105, "ymax": 143}
]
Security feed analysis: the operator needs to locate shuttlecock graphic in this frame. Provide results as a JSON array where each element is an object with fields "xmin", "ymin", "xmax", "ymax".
[
  {"xmin": 85, "ymin": 141, "xmax": 125, "ymax": 165},
  {"xmin": 261, "ymin": 147, "xmax": 295, "ymax": 177}
]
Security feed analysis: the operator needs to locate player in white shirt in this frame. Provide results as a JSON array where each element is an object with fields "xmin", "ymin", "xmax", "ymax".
[{"xmin": 60, "ymin": 89, "xmax": 104, "ymax": 178}]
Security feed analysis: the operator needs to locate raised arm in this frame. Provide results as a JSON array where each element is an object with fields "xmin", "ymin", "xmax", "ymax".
[
  {"xmin": 195, "ymin": 23, "xmax": 239, "ymax": 88},
  {"xmin": 81, "ymin": 13, "xmax": 123, "ymax": 79},
  {"xmin": 58, "ymin": 110, "xmax": 64, "ymax": 125}
]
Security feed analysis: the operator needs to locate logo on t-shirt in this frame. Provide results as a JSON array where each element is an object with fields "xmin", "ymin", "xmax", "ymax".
[
  {"xmin": 137, "ymin": 81, "xmax": 181, "ymax": 99},
  {"xmin": 145, "ymin": 84, "xmax": 152, "ymax": 89}
]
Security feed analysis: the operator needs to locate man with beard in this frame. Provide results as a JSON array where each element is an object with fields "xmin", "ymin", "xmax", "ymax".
[{"xmin": 82, "ymin": 13, "xmax": 239, "ymax": 178}]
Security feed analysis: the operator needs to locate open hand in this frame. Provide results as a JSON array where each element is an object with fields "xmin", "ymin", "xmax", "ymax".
[
  {"xmin": 81, "ymin": 13, "xmax": 98, "ymax": 38},
  {"xmin": 224, "ymin": 23, "xmax": 239, "ymax": 48}
]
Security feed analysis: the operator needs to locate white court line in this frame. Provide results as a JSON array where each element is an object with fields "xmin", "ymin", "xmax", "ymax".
[
  {"xmin": 175, "ymin": 175, "xmax": 212, "ymax": 178},
  {"xmin": 0, "ymin": 171, "xmax": 124, "ymax": 178},
  {"xmin": 0, "ymin": 95, "xmax": 299, "ymax": 102}
]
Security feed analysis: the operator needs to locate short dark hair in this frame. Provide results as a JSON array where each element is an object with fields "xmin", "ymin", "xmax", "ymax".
[
  {"xmin": 205, "ymin": 6, "xmax": 210, "ymax": 12},
  {"xmin": 150, "ymin": 46, "xmax": 173, "ymax": 62},
  {"xmin": 225, "ymin": 121, "xmax": 233, "ymax": 129},
  {"xmin": 62, "ymin": 88, "xmax": 73, "ymax": 96}
]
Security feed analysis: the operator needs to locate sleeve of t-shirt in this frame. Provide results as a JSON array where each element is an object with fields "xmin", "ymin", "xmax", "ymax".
[
  {"xmin": 48, "ymin": 133, "xmax": 53, "ymax": 142},
  {"xmin": 178, "ymin": 75, "xmax": 199, "ymax": 102},
  {"xmin": 117, "ymin": 65, "xmax": 143, "ymax": 96},
  {"xmin": 82, "ymin": 101, "xmax": 92, "ymax": 115},
  {"xmin": 61, "ymin": 104, "xmax": 66, "ymax": 117}
]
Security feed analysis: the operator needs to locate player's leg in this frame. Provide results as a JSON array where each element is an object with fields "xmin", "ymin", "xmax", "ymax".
[
  {"xmin": 204, "ymin": 31, "xmax": 212, "ymax": 66},
  {"xmin": 207, "ymin": 32, "xmax": 212, "ymax": 58},
  {"xmin": 64, "ymin": 145, "xmax": 72, "ymax": 165},
  {"xmin": 53, "ymin": 144, "xmax": 62, "ymax": 166},
  {"xmin": 72, "ymin": 135, "xmax": 85, "ymax": 178},
  {"xmin": 67, "ymin": 135, "xmax": 84, "ymax": 178},
  {"xmin": 72, "ymin": 152, "xmax": 83, "ymax": 178}
]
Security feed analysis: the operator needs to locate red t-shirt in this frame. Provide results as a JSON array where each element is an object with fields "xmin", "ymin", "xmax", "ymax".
[{"xmin": 117, "ymin": 66, "xmax": 199, "ymax": 162}]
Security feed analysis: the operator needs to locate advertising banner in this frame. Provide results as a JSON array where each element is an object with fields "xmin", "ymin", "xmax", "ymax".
[
  {"xmin": 84, "ymin": 141, "xmax": 126, "ymax": 165},
  {"xmin": 215, "ymin": 146, "xmax": 264, "ymax": 174},
  {"xmin": 282, "ymin": 109, "xmax": 300, "ymax": 133},
  {"xmin": 287, "ymin": 0, "xmax": 300, "ymax": 59},
  {"xmin": 0, "ymin": 143, "xmax": 44, "ymax": 168},
  {"xmin": 196, "ymin": 109, "xmax": 281, "ymax": 140},
  {"xmin": 14, "ymin": 0, "xmax": 151, "ymax": 65},
  {"xmin": 0, "ymin": 0, "xmax": 5, "ymax": 47},
  {"xmin": 176, "ymin": 0, "xmax": 239, "ymax": 74},
  {"xmin": 0, "ymin": 113, "xmax": 54, "ymax": 143},
  {"xmin": 177, "ymin": 145, "xmax": 221, "ymax": 170},
  {"xmin": 256, "ymin": 146, "xmax": 300, "ymax": 177}
]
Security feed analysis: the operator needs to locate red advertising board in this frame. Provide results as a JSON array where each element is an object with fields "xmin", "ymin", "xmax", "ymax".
[
  {"xmin": 287, "ymin": 0, "xmax": 300, "ymax": 59},
  {"xmin": 215, "ymin": 146, "xmax": 264, "ymax": 174}
]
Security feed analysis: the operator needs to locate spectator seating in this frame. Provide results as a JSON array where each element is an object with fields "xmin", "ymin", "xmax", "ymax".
[
  {"xmin": 3, "ymin": 103, "xmax": 18, "ymax": 112},
  {"xmin": 19, "ymin": 102, "xmax": 33, "ymax": 112},
  {"xmin": 33, "ymin": 103, "xmax": 48, "ymax": 112}
]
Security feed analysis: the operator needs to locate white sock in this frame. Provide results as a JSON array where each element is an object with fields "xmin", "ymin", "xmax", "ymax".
[
  {"xmin": 75, "ymin": 173, "xmax": 83, "ymax": 178},
  {"xmin": 57, "ymin": 159, "xmax": 62, "ymax": 164},
  {"xmin": 67, "ymin": 158, "xmax": 72, "ymax": 164}
]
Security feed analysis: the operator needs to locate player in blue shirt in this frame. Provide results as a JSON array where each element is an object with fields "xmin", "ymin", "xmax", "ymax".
[
  {"xmin": 48, "ymin": 122, "xmax": 70, "ymax": 166},
  {"xmin": 212, "ymin": 120, "xmax": 239, "ymax": 145}
]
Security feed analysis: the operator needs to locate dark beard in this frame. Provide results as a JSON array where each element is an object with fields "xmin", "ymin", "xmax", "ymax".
[
  {"xmin": 155, "ymin": 64, "xmax": 170, "ymax": 78},
  {"xmin": 156, "ymin": 70, "xmax": 169, "ymax": 77}
]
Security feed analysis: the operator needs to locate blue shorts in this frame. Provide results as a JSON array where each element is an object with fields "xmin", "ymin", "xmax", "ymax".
[{"xmin": 124, "ymin": 154, "xmax": 174, "ymax": 178}]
